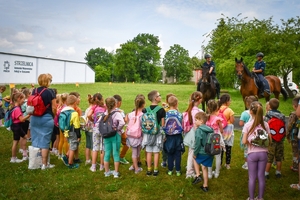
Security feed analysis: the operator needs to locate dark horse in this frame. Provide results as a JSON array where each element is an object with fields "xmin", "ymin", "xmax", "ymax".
[
  {"xmin": 197, "ymin": 66, "xmax": 217, "ymax": 111},
  {"xmin": 235, "ymin": 57, "xmax": 287, "ymax": 108}
]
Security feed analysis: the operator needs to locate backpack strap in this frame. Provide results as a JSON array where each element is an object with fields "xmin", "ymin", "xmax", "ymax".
[
  {"xmin": 35, "ymin": 87, "xmax": 50, "ymax": 109},
  {"xmin": 219, "ymin": 106, "xmax": 228, "ymax": 114}
]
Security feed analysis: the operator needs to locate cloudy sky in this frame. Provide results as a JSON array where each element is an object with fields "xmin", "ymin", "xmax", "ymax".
[{"xmin": 0, "ymin": 0, "xmax": 298, "ymax": 62}]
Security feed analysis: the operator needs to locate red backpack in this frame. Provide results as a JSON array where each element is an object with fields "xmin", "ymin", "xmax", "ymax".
[
  {"xmin": 218, "ymin": 107, "xmax": 228, "ymax": 128},
  {"xmin": 268, "ymin": 117, "xmax": 286, "ymax": 142},
  {"xmin": 27, "ymin": 88, "xmax": 49, "ymax": 116}
]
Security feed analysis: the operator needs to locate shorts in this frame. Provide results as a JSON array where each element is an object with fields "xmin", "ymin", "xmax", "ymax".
[
  {"xmin": 68, "ymin": 131, "xmax": 79, "ymax": 151},
  {"xmin": 195, "ymin": 154, "xmax": 214, "ymax": 167},
  {"xmin": 85, "ymin": 131, "xmax": 93, "ymax": 149},
  {"xmin": 11, "ymin": 123, "xmax": 26, "ymax": 140},
  {"xmin": 21, "ymin": 120, "xmax": 30, "ymax": 134},
  {"xmin": 267, "ymin": 140, "xmax": 284, "ymax": 163},
  {"xmin": 92, "ymin": 131, "xmax": 104, "ymax": 151},
  {"xmin": 145, "ymin": 145, "xmax": 161, "ymax": 153}
]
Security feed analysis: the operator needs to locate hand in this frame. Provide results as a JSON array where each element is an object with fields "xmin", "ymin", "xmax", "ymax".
[
  {"xmin": 77, "ymin": 138, "xmax": 81, "ymax": 142},
  {"xmin": 193, "ymin": 155, "xmax": 196, "ymax": 159},
  {"xmin": 252, "ymin": 68, "xmax": 255, "ymax": 72}
]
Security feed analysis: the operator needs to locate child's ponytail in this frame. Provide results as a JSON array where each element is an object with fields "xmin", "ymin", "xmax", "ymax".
[
  {"xmin": 12, "ymin": 92, "xmax": 24, "ymax": 103},
  {"xmin": 218, "ymin": 94, "xmax": 231, "ymax": 108},
  {"xmin": 93, "ymin": 93, "xmax": 104, "ymax": 107},
  {"xmin": 248, "ymin": 101, "xmax": 266, "ymax": 135},
  {"xmin": 104, "ymin": 97, "xmax": 116, "ymax": 122},
  {"xmin": 185, "ymin": 91, "xmax": 202, "ymax": 125},
  {"xmin": 134, "ymin": 97, "xmax": 145, "ymax": 122}
]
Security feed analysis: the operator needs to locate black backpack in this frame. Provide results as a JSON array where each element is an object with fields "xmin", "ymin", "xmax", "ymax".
[
  {"xmin": 204, "ymin": 132, "xmax": 221, "ymax": 156},
  {"xmin": 98, "ymin": 111, "xmax": 117, "ymax": 138}
]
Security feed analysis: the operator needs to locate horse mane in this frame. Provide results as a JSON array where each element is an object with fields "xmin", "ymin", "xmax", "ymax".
[{"xmin": 236, "ymin": 58, "xmax": 253, "ymax": 78}]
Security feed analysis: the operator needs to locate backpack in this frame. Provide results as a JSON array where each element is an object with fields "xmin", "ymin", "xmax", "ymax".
[
  {"xmin": 0, "ymin": 107, "xmax": 5, "ymax": 119},
  {"xmin": 58, "ymin": 109, "xmax": 75, "ymax": 133},
  {"xmin": 27, "ymin": 88, "xmax": 49, "ymax": 116},
  {"xmin": 126, "ymin": 111, "xmax": 143, "ymax": 138},
  {"xmin": 141, "ymin": 106, "xmax": 162, "ymax": 135},
  {"xmin": 93, "ymin": 106, "xmax": 105, "ymax": 124},
  {"xmin": 250, "ymin": 127, "xmax": 269, "ymax": 148},
  {"xmin": 268, "ymin": 117, "xmax": 286, "ymax": 142},
  {"xmin": 163, "ymin": 111, "xmax": 183, "ymax": 135},
  {"xmin": 204, "ymin": 131, "xmax": 221, "ymax": 155},
  {"xmin": 4, "ymin": 107, "xmax": 16, "ymax": 128},
  {"xmin": 182, "ymin": 112, "xmax": 193, "ymax": 133},
  {"xmin": 98, "ymin": 111, "xmax": 117, "ymax": 138},
  {"xmin": 218, "ymin": 107, "xmax": 228, "ymax": 128}
]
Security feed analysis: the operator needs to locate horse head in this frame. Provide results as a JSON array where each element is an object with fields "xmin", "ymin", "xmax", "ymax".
[
  {"xmin": 235, "ymin": 57, "xmax": 244, "ymax": 79},
  {"xmin": 201, "ymin": 67, "xmax": 211, "ymax": 85}
]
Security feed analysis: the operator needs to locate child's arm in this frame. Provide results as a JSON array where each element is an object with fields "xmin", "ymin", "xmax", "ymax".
[
  {"xmin": 124, "ymin": 114, "xmax": 129, "ymax": 124},
  {"xmin": 242, "ymin": 131, "xmax": 248, "ymax": 145},
  {"xmin": 239, "ymin": 120, "xmax": 245, "ymax": 127},
  {"xmin": 229, "ymin": 115, "xmax": 234, "ymax": 124},
  {"xmin": 217, "ymin": 120, "xmax": 223, "ymax": 134},
  {"xmin": 87, "ymin": 107, "xmax": 94, "ymax": 122},
  {"xmin": 18, "ymin": 114, "xmax": 30, "ymax": 122}
]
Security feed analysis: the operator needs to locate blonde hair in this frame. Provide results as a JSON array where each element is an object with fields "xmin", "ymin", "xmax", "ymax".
[
  {"xmin": 168, "ymin": 96, "xmax": 178, "ymax": 107},
  {"xmin": 103, "ymin": 97, "xmax": 116, "ymax": 122},
  {"xmin": 148, "ymin": 90, "xmax": 159, "ymax": 102},
  {"xmin": 195, "ymin": 112, "xmax": 208, "ymax": 124},
  {"xmin": 38, "ymin": 73, "xmax": 52, "ymax": 87},
  {"xmin": 248, "ymin": 101, "xmax": 266, "ymax": 135},
  {"xmin": 185, "ymin": 91, "xmax": 203, "ymax": 125},
  {"xmin": 66, "ymin": 95, "xmax": 77, "ymax": 106},
  {"xmin": 12, "ymin": 92, "xmax": 25, "ymax": 103}
]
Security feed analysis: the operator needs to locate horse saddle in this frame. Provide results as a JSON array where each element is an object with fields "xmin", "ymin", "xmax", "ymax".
[{"xmin": 252, "ymin": 73, "xmax": 270, "ymax": 94}]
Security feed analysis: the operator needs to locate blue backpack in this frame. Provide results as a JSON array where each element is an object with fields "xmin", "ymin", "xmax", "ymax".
[
  {"xmin": 163, "ymin": 111, "xmax": 183, "ymax": 135},
  {"xmin": 141, "ymin": 106, "xmax": 162, "ymax": 135},
  {"xmin": 4, "ymin": 107, "xmax": 17, "ymax": 128},
  {"xmin": 59, "ymin": 109, "xmax": 75, "ymax": 132}
]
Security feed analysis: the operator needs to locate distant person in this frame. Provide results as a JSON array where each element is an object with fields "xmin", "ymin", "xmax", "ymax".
[
  {"xmin": 83, "ymin": 94, "xmax": 94, "ymax": 165},
  {"xmin": 57, "ymin": 93, "xmax": 69, "ymax": 159},
  {"xmin": 29, "ymin": 73, "xmax": 56, "ymax": 170},
  {"xmin": 0, "ymin": 85, "xmax": 7, "ymax": 127},
  {"xmin": 252, "ymin": 52, "xmax": 270, "ymax": 97}
]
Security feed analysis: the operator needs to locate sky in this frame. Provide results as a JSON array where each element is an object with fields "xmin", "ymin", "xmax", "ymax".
[{"xmin": 0, "ymin": 0, "xmax": 299, "ymax": 62}]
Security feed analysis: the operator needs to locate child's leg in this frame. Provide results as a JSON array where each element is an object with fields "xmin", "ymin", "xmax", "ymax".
[
  {"xmin": 292, "ymin": 140, "xmax": 299, "ymax": 170},
  {"xmin": 112, "ymin": 134, "xmax": 121, "ymax": 172},
  {"xmin": 275, "ymin": 142, "xmax": 284, "ymax": 175},
  {"xmin": 186, "ymin": 148, "xmax": 195, "ymax": 177},
  {"xmin": 193, "ymin": 159, "xmax": 200, "ymax": 177},
  {"xmin": 12, "ymin": 140, "xmax": 19, "ymax": 158},
  {"xmin": 201, "ymin": 165, "xmax": 208, "ymax": 187},
  {"xmin": 20, "ymin": 137, "xmax": 27, "ymax": 158},
  {"xmin": 225, "ymin": 145, "xmax": 232, "ymax": 165},
  {"xmin": 58, "ymin": 130, "xmax": 64, "ymax": 155},
  {"xmin": 247, "ymin": 153, "xmax": 258, "ymax": 200},
  {"xmin": 162, "ymin": 148, "xmax": 168, "ymax": 164},
  {"xmin": 132, "ymin": 147, "xmax": 138, "ymax": 169},
  {"xmin": 146, "ymin": 151, "xmax": 152, "ymax": 171},
  {"xmin": 68, "ymin": 150, "xmax": 75, "ymax": 165},
  {"xmin": 257, "ymin": 152, "xmax": 268, "ymax": 199},
  {"xmin": 63, "ymin": 137, "xmax": 69, "ymax": 155},
  {"xmin": 85, "ymin": 131, "xmax": 92, "ymax": 161},
  {"xmin": 167, "ymin": 152, "xmax": 174, "ymax": 171},
  {"xmin": 175, "ymin": 150, "xmax": 181, "ymax": 172},
  {"xmin": 215, "ymin": 154, "xmax": 221, "ymax": 176},
  {"xmin": 120, "ymin": 133, "xmax": 129, "ymax": 160},
  {"xmin": 153, "ymin": 152, "xmax": 160, "ymax": 171},
  {"xmin": 265, "ymin": 143, "xmax": 274, "ymax": 175},
  {"xmin": 104, "ymin": 138, "xmax": 112, "ymax": 172}
]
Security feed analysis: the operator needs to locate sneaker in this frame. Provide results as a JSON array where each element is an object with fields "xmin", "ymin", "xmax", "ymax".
[
  {"xmin": 61, "ymin": 155, "xmax": 69, "ymax": 166},
  {"xmin": 129, "ymin": 165, "xmax": 135, "ymax": 171},
  {"xmin": 192, "ymin": 175, "xmax": 202, "ymax": 184},
  {"xmin": 99, "ymin": 164, "xmax": 104, "ymax": 171},
  {"xmin": 186, "ymin": 175, "xmax": 193, "ymax": 179},
  {"xmin": 47, "ymin": 163, "xmax": 55, "ymax": 169},
  {"xmin": 176, "ymin": 171, "xmax": 181, "ymax": 177},
  {"xmin": 272, "ymin": 162, "xmax": 276, "ymax": 169},
  {"xmin": 22, "ymin": 156, "xmax": 28, "ymax": 161},
  {"xmin": 208, "ymin": 173, "xmax": 212, "ymax": 179},
  {"xmin": 27, "ymin": 138, "xmax": 31, "ymax": 142},
  {"xmin": 10, "ymin": 157, "xmax": 23, "ymax": 163},
  {"xmin": 275, "ymin": 173, "xmax": 282, "ymax": 178},
  {"xmin": 265, "ymin": 174, "xmax": 270, "ymax": 179},
  {"xmin": 214, "ymin": 173, "xmax": 219, "ymax": 178},
  {"xmin": 146, "ymin": 171, "xmax": 152, "ymax": 176},
  {"xmin": 68, "ymin": 163, "xmax": 79, "ymax": 169},
  {"xmin": 200, "ymin": 186, "xmax": 209, "ymax": 192},
  {"xmin": 104, "ymin": 170, "xmax": 114, "ymax": 177},
  {"xmin": 225, "ymin": 164, "xmax": 230, "ymax": 169},
  {"xmin": 161, "ymin": 162, "xmax": 167, "ymax": 168},
  {"xmin": 41, "ymin": 164, "xmax": 47, "ymax": 170},
  {"xmin": 153, "ymin": 170, "xmax": 159, "ymax": 176},
  {"xmin": 135, "ymin": 167, "xmax": 143, "ymax": 174},
  {"xmin": 57, "ymin": 154, "xmax": 62, "ymax": 159},
  {"xmin": 74, "ymin": 158, "xmax": 82, "ymax": 163},
  {"xmin": 41, "ymin": 164, "xmax": 55, "ymax": 170},
  {"xmin": 120, "ymin": 157, "xmax": 129, "ymax": 164},
  {"xmin": 90, "ymin": 166, "xmax": 96, "ymax": 172},
  {"xmin": 167, "ymin": 171, "xmax": 173, "ymax": 176},
  {"xmin": 6, "ymin": 127, "xmax": 11, "ymax": 131},
  {"xmin": 85, "ymin": 159, "xmax": 92, "ymax": 165},
  {"xmin": 290, "ymin": 166, "xmax": 299, "ymax": 172},
  {"xmin": 113, "ymin": 171, "xmax": 120, "ymax": 178},
  {"xmin": 19, "ymin": 149, "xmax": 23, "ymax": 154},
  {"xmin": 242, "ymin": 163, "xmax": 248, "ymax": 170}
]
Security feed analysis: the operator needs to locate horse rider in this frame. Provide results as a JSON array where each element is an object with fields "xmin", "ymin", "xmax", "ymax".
[
  {"xmin": 198, "ymin": 53, "xmax": 221, "ymax": 99},
  {"xmin": 252, "ymin": 52, "xmax": 270, "ymax": 97}
]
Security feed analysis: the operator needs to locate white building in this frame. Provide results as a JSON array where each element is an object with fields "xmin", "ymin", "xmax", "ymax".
[{"xmin": 0, "ymin": 52, "xmax": 95, "ymax": 84}]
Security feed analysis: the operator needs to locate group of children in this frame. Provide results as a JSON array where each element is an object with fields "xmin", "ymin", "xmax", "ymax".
[{"xmin": 1, "ymin": 84, "xmax": 300, "ymax": 196}]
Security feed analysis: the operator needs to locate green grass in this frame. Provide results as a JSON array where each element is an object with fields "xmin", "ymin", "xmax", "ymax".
[{"xmin": 0, "ymin": 83, "xmax": 298, "ymax": 200}]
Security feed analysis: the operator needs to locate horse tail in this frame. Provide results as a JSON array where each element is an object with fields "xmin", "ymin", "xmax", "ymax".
[{"xmin": 280, "ymin": 87, "xmax": 288, "ymax": 101}]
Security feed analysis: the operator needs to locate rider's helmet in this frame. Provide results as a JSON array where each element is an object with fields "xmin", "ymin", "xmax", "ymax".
[
  {"xmin": 256, "ymin": 52, "xmax": 264, "ymax": 58},
  {"xmin": 204, "ymin": 54, "xmax": 212, "ymax": 59}
]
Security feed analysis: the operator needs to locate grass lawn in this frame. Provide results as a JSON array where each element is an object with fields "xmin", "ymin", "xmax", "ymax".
[{"xmin": 0, "ymin": 83, "xmax": 299, "ymax": 199}]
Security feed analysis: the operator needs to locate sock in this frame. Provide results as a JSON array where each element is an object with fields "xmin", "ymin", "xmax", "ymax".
[
  {"xmin": 23, "ymin": 150, "xmax": 28, "ymax": 157},
  {"xmin": 265, "ymin": 172, "xmax": 269, "ymax": 176},
  {"xmin": 244, "ymin": 162, "xmax": 247, "ymax": 166},
  {"xmin": 154, "ymin": 167, "xmax": 158, "ymax": 172},
  {"xmin": 92, "ymin": 164, "xmax": 96, "ymax": 168},
  {"xmin": 276, "ymin": 170, "xmax": 281, "ymax": 174},
  {"xmin": 148, "ymin": 167, "xmax": 152, "ymax": 171}
]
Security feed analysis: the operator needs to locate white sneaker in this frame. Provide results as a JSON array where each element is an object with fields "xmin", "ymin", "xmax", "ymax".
[
  {"xmin": 10, "ymin": 157, "xmax": 23, "ymax": 163},
  {"xmin": 129, "ymin": 165, "xmax": 135, "ymax": 171},
  {"xmin": 214, "ymin": 173, "xmax": 219, "ymax": 178},
  {"xmin": 99, "ymin": 164, "xmax": 104, "ymax": 171},
  {"xmin": 212, "ymin": 171, "xmax": 215, "ymax": 178},
  {"xmin": 19, "ymin": 149, "xmax": 23, "ymax": 154},
  {"xmin": 104, "ymin": 170, "xmax": 114, "ymax": 177},
  {"xmin": 90, "ymin": 166, "xmax": 96, "ymax": 172},
  {"xmin": 242, "ymin": 163, "xmax": 248, "ymax": 170},
  {"xmin": 208, "ymin": 173, "xmax": 212, "ymax": 179},
  {"xmin": 22, "ymin": 156, "xmax": 28, "ymax": 161},
  {"xmin": 85, "ymin": 159, "xmax": 92, "ymax": 165},
  {"xmin": 47, "ymin": 163, "xmax": 55, "ymax": 169},
  {"xmin": 113, "ymin": 171, "xmax": 120, "ymax": 178}
]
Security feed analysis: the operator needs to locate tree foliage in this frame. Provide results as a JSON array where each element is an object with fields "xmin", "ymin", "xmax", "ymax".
[{"xmin": 163, "ymin": 44, "xmax": 193, "ymax": 83}]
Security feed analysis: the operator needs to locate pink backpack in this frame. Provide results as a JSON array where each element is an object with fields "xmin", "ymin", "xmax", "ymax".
[
  {"xmin": 93, "ymin": 106, "xmax": 106, "ymax": 124},
  {"xmin": 126, "ymin": 111, "xmax": 143, "ymax": 138},
  {"xmin": 218, "ymin": 107, "xmax": 228, "ymax": 128},
  {"xmin": 182, "ymin": 112, "xmax": 193, "ymax": 133}
]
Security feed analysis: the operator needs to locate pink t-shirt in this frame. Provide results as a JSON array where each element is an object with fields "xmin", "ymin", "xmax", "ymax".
[
  {"xmin": 12, "ymin": 106, "xmax": 23, "ymax": 124},
  {"xmin": 242, "ymin": 119, "xmax": 270, "ymax": 154},
  {"xmin": 206, "ymin": 115, "xmax": 223, "ymax": 133}
]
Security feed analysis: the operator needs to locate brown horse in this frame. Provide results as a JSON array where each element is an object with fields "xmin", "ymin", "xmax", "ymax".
[
  {"xmin": 235, "ymin": 57, "xmax": 287, "ymax": 108},
  {"xmin": 197, "ymin": 66, "xmax": 217, "ymax": 111}
]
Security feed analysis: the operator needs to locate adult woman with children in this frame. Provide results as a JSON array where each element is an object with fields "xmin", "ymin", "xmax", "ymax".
[{"xmin": 30, "ymin": 73, "xmax": 56, "ymax": 170}]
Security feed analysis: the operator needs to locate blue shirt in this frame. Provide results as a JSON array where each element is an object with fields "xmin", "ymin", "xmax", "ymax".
[
  {"xmin": 202, "ymin": 61, "xmax": 216, "ymax": 76},
  {"xmin": 254, "ymin": 61, "xmax": 266, "ymax": 74}
]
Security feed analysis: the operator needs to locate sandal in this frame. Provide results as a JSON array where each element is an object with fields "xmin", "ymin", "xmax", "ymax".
[{"xmin": 290, "ymin": 184, "xmax": 300, "ymax": 190}]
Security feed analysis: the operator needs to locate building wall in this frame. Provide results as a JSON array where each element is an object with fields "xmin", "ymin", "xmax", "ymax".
[{"xmin": 0, "ymin": 52, "xmax": 95, "ymax": 84}]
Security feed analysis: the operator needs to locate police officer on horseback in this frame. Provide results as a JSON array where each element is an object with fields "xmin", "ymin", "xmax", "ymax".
[
  {"xmin": 252, "ymin": 52, "xmax": 270, "ymax": 97},
  {"xmin": 197, "ymin": 53, "xmax": 221, "ymax": 99}
]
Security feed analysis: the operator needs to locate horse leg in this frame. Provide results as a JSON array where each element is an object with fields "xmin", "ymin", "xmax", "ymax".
[{"xmin": 202, "ymin": 101, "xmax": 205, "ymax": 112}]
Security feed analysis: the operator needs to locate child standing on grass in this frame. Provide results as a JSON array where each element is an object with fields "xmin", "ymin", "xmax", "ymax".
[
  {"xmin": 88, "ymin": 93, "xmax": 106, "ymax": 172},
  {"xmin": 83, "ymin": 94, "xmax": 94, "ymax": 165},
  {"xmin": 113, "ymin": 94, "xmax": 129, "ymax": 165},
  {"xmin": 218, "ymin": 94, "xmax": 235, "ymax": 169},
  {"xmin": 57, "ymin": 93, "xmax": 69, "ymax": 158},
  {"xmin": 0, "ymin": 85, "xmax": 6, "ymax": 127},
  {"xmin": 264, "ymin": 98, "xmax": 286, "ymax": 179},
  {"xmin": 239, "ymin": 96, "xmax": 258, "ymax": 170},
  {"xmin": 287, "ymin": 97, "xmax": 300, "ymax": 172},
  {"xmin": 60, "ymin": 95, "xmax": 81, "ymax": 169},
  {"xmin": 161, "ymin": 93, "xmax": 175, "ymax": 168},
  {"xmin": 10, "ymin": 92, "xmax": 31, "ymax": 163},
  {"xmin": 192, "ymin": 112, "xmax": 214, "ymax": 192},
  {"xmin": 126, "ymin": 96, "xmax": 145, "ymax": 174},
  {"xmin": 142, "ymin": 90, "xmax": 166, "ymax": 176},
  {"xmin": 205, "ymin": 99, "xmax": 225, "ymax": 179},
  {"xmin": 163, "ymin": 96, "xmax": 184, "ymax": 176},
  {"xmin": 103, "ymin": 97, "xmax": 125, "ymax": 178},
  {"xmin": 183, "ymin": 91, "xmax": 203, "ymax": 179},
  {"xmin": 242, "ymin": 101, "xmax": 271, "ymax": 200}
]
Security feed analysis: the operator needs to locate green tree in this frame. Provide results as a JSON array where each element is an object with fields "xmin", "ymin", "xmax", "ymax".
[
  {"xmin": 94, "ymin": 65, "xmax": 111, "ymax": 82},
  {"xmin": 163, "ymin": 44, "xmax": 192, "ymax": 83}
]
